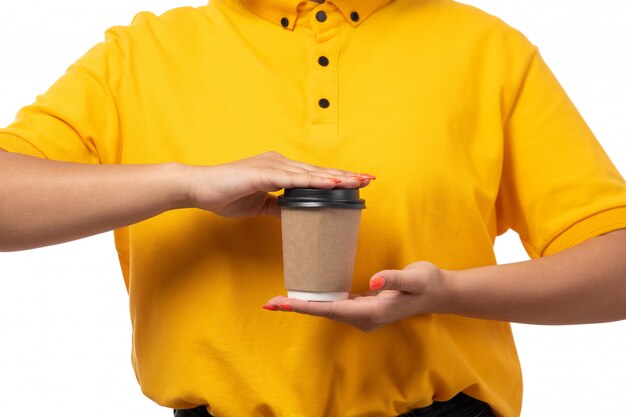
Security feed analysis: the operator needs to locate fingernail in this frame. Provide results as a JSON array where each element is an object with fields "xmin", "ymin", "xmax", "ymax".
[
  {"xmin": 349, "ymin": 175, "xmax": 368, "ymax": 181},
  {"xmin": 370, "ymin": 277, "xmax": 385, "ymax": 291},
  {"xmin": 262, "ymin": 304, "xmax": 279, "ymax": 311},
  {"xmin": 279, "ymin": 304, "xmax": 294, "ymax": 312},
  {"xmin": 326, "ymin": 178, "xmax": 342, "ymax": 183},
  {"xmin": 360, "ymin": 174, "xmax": 377, "ymax": 180}
]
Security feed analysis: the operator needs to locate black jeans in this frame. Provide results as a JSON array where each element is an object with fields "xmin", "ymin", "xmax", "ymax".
[{"xmin": 173, "ymin": 392, "xmax": 495, "ymax": 417}]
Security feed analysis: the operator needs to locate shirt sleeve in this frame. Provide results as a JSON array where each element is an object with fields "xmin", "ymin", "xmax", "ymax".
[
  {"xmin": 496, "ymin": 48, "xmax": 626, "ymax": 258},
  {"xmin": 0, "ymin": 28, "xmax": 124, "ymax": 164}
]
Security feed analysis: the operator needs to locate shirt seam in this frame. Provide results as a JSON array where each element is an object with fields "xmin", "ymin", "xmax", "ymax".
[
  {"xmin": 0, "ymin": 132, "xmax": 49, "ymax": 159},
  {"xmin": 501, "ymin": 46, "xmax": 539, "ymax": 128},
  {"xmin": 541, "ymin": 206, "xmax": 626, "ymax": 256}
]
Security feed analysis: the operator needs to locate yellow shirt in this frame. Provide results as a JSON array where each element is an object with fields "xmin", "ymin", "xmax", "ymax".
[{"xmin": 2, "ymin": 0, "xmax": 626, "ymax": 416}]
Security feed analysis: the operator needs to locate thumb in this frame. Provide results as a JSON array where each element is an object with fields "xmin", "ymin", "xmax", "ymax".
[
  {"xmin": 369, "ymin": 270, "xmax": 406, "ymax": 292},
  {"xmin": 258, "ymin": 194, "xmax": 281, "ymax": 217},
  {"xmin": 369, "ymin": 263, "xmax": 433, "ymax": 293}
]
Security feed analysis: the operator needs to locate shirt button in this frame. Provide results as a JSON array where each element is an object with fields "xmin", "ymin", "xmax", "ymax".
[
  {"xmin": 319, "ymin": 98, "xmax": 330, "ymax": 108},
  {"xmin": 350, "ymin": 11, "xmax": 360, "ymax": 22},
  {"xmin": 280, "ymin": 17, "xmax": 289, "ymax": 27},
  {"xmin": 316, "ymin": 11, "xmax": 327, "ymax": 22},
  {"xmin": 318, "ymin": 56, "xmax": 329, "ymax": 67}
]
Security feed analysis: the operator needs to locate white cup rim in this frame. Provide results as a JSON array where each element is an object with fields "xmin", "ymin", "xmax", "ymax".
[{"xmin": 287, "ymin": 291, "xmax": 349, "ymax": 302}]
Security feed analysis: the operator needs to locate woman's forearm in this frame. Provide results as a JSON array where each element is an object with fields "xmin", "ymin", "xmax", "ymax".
[
  {"xmin": 0, "ymin": 150, "xmax": 369, "ymax": 252},
  {"xmin": 0, "ymin": 151, "xmax": 189, "ymax": 251},
  {"xmin": 443, "ymin": 229, "xmax": 626, "ymax": 324}
]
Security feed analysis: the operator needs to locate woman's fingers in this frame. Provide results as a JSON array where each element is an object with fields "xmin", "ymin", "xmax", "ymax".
[
  {"xmin": 261, "ymin": 169, "xmax": 368, "ymax": 192},
  {"xmin": 293, "ymin": 166, "xmax": 375, "ymax": 183},
  {"xmin": 264, "ymin": 293, "xmax": 376, "ymax": 319},
  {"xmin": 262, "ymin": 295, "xmax": 397, "ymax": 332},
  {"xmin": 264, "ymin": 152, "xmax": 376, "ymax": 185},
  {"xmin": 285, "ymin": 163, "xmax": 375, "ymax": 181}
]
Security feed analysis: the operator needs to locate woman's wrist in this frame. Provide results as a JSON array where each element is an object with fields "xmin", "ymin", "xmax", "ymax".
[
  {"xmin": 431, "ymin": 267, "xmax": 459, "ymax": 315},
  {"xmin": 161, "ymin": 162, "xmax": 197, "ymax": 211},
  {"xmin": 437, "ymin": 265, "xmax": 515, "ymax": 320}
]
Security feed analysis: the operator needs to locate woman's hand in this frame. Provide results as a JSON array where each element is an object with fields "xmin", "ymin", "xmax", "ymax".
[
  {"xmin": 263, "ymin": 261, "xmax": 447, "ymax": 332},
  {"xmin": 0, "ymin": 150, "xmax": 372, "ymax": 251},
  {"xmin": 187, "ymin": 151, "xmax": 373, "ymax": 217},
  {"xmin": 265, "ymin": 229, "xmax": 626, "ymax": 327}
]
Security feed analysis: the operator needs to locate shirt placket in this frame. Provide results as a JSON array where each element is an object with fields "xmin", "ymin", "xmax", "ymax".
[{"xmin": 304, "ymin": 2, "xmax": 341, "ymax": 142}]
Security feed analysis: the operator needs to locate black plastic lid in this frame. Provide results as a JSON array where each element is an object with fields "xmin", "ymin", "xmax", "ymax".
[{"xmin": 278, "ymin": 188, "xmax": 366, "ymax": 209}]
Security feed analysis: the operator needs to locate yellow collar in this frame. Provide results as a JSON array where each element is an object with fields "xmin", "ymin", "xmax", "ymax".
[{"xmin": 240, "ymin": 0, "xmax": 393, "ymax": 29}]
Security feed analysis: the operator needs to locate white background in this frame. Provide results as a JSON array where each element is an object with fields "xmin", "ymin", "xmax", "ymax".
[{"xmin": 0, "ymin": 1, "xmax": 625, "ymax": 416}]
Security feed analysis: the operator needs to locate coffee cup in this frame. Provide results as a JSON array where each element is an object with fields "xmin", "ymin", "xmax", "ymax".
[{"xmin": 278, "ymin": 188, "xmax": 365, "ymax": 301}]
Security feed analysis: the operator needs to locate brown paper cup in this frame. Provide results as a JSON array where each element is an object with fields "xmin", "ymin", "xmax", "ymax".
[{"xmin": 278, "ymin": 188, "xmax": 365, "ymax": 301}]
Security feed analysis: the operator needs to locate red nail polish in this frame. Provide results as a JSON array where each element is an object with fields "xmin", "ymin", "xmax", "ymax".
[
  {"xmin": 327, "ymin": 178, "xmax": 342, "ymax": 183},
  {"xmin": 279, "ymin": 304, "xmax": 294, "ymax": 312},
  {"xmin": 360, "ymin": 174, "xmax": 377, "ymax": 180},
  {"xmin": 349, "ymin": 175, "xmax": 368, "ymax": 181},
  {"xmin": 370, "ymin": 277, "xmax": 385, "ymax": 291},
  {"xmin": 262, "ymin": 304, "xmax": 279, "ymax": 311}
]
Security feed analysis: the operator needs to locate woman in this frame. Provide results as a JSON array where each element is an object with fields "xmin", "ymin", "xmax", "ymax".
[{"xmin": 1, "ymin": 0, "xmax": 625, "ymax": 416}]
